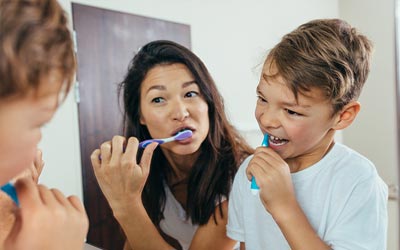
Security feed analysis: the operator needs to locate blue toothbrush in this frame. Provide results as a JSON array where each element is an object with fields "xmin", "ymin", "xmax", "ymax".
[
  {"xmin": 139, "ymin": 130, "xmax": 193, "ymax": 148},
  {"xmin": 251, "ymin": 133, "xmax": 269, "ymax": 195},
  {"xmin": 1, "ymin": 182, "xmax": 19, "ymax": 206}
]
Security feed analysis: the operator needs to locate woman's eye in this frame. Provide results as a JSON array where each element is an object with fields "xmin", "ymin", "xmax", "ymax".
[
  {"xmin": 185, "ymin": 91, "xmax": 198, "ymax": 98},
  {"xmin": 286, "ymin": 109, "xmax": 302, "ymax": 116},
  {"xmin": 151, "ymin": 97, "xmax": 165, "ymax": 103}
]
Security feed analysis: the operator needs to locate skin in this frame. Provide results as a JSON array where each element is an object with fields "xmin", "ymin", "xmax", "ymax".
[
  {"xmin": 0, "ymin": 149, "xmax": 44, "ymax": 246},
  {"xmin": 91, "ymin": 63, "xmax": 236, "ymax": 250},
  {"xmin": 243, "ymin": 63, "xmax": 360, "ymax": 250},
  {"xmin": 0, "ymin": 73, "xmax": 89, "ymax": 250}
]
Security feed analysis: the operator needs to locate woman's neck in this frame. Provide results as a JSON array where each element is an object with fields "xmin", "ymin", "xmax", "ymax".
[{"xmin": 161, "ymin": 148, "xmax": 200, "ymax": 184}]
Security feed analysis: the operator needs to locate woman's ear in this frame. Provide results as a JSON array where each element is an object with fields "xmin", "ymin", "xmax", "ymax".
[
  {"xmin": 333, "ymin": 101, "xmax": 361, "ymax": 130},
  {"xmin": 140, "ymin": 115, "xmax": 146, "ymax": 125}
]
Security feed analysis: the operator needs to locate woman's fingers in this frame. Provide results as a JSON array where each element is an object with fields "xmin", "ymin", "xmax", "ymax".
[
  {"xmin": 122, "ymin": 137, "xmax": 139, "ymax": 168},
  {"xmin": 140, "ymin": 142, "xmax": 158, "ymax": 177},
  {"xmin": 100, "ymin": 141, "xmax": 112, "ymax": 164},
  {"xmin": 110, "ymin": 136, "xmax": 126, "ymax": 164},
  {"xmin": 90, "ymin": 149, "xmax": 102, "ymax": 170}
]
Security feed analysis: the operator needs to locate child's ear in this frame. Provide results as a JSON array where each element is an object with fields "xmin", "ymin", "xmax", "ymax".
[{"xmin": 333, "ymin": 101, "xmax": 361, "ymax": 130}]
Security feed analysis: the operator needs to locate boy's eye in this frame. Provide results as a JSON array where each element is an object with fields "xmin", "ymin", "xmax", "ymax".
[
  {"xmin": 286, "ymin": 109, "xmax": 302, "ymax": 116},
  {"xmin": 185, "ymin": 91, "xmax": 198, "ymax": 98},
  {"xmin": 151, "ymin": 97, "xmax": 165, "ymax": 103},
  {"xmin": 256, "ymin": 95, "xmax": 267, "ymax": 103}
]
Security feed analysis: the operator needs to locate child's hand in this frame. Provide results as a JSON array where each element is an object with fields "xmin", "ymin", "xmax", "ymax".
[
  {"xmin": 3, "ymin": 178, "xmax": 88, "ymax": 250},
  {"xmin": 246, "ymin": 147, "xmax": 296, "ymax": 214},
  {"xmin": 12, "ymin": 149, "xmax": 44, "ymax": 184},
  {"xmin": 90, "ymin": 136, "xmax": 158, "ymax": 212}
]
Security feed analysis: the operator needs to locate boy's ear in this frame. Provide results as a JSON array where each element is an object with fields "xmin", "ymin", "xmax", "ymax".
[{"xmin": 333, "ymin": 101, "xmax": 361, "ymax": 130}]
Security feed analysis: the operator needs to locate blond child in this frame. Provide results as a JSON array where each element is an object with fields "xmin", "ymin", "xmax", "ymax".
[{"xmin": 0, "ymin": 0, "xmax": 88, "ymax": 249}]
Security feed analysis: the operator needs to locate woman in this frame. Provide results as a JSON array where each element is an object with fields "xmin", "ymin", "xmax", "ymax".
[{"xmin": 90, "ymin": 40, "xmax": 253, "ymax": 250}]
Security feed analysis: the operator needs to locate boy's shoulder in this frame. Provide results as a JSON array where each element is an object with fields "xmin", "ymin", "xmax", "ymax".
[{"xmin": 325, "ymin": 142, "xmax": 379, "ymax": 181}]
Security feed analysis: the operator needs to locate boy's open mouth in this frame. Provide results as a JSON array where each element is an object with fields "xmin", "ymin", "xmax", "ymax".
[{"xmin": 269, "ymin": 135, "xmax": 289, "ymax": 146}]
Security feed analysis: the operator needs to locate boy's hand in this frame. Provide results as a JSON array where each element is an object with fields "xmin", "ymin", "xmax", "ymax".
[
  {"xmin": 12, "ymin": 149, "xmax": 44, "ymax": 184},
  {"xmin": 246, "ymin": 147, "xmax": 296, "ymax": 214},
  {"xmin": 3, "ymin": 178, "xmax": 89, "ymax": 250}
]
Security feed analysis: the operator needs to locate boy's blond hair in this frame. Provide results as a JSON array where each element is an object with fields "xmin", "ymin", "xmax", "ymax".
[
  {"xmin": 265, "ymin": 19, "xmax": 373, "ymax": 114},
  {"xmin": 0, "ymin": 0, "xmax": 75, "ymax": 98}
]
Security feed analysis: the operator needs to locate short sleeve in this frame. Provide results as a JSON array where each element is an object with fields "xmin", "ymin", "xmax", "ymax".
[
  {"xmin": 227, "ymin": 156, "xmax": 252, "ymax": 242},
  {"xmin": 325, "ymin": 172, "xmax": 388, "ymax": 250}
]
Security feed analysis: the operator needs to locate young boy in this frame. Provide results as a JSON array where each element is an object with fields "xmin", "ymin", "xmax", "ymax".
[
  {"xmin": 227, "ymin": 19, "xmax": 388, "ymax": 250},
  {"xmin": 0, "ymin": 0, "xmax": 88, "ymax": 249}
]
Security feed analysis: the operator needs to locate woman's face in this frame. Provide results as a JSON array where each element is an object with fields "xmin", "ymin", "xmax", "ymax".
[{"xmin": 139, "ymin": 63, "xmax": 209, "ymax": 156}]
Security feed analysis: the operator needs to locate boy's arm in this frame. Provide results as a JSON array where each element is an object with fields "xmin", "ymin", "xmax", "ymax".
[
  {"xmin": 248, "ymin": 147, "xmax": 331, "ymax": 250},
  {"xmin": 270, "ymin": 201, "xmax": 331, "ymax": 250}
]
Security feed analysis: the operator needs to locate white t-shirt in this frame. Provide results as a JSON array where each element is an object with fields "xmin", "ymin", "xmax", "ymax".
[
  {"xmin": 227, "ymin": 143, "xmax": 388, "ymax": 250},
  {"xmin": 159, "ymin": 185, "xmax": 198, "ymax": 250}
]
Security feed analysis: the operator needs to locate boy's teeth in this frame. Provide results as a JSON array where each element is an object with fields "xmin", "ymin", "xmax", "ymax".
[{"xmin": 270, "ymin": 135, "xmax": 282, "ymax": 140}]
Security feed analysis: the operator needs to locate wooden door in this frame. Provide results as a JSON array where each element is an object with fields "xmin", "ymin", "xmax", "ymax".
[{"xmin": 72, "ymin": 4, "xmax": 191, "ymax": 249}]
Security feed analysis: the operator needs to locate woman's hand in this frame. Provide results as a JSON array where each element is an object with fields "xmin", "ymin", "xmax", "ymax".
[{"xmin": 90, "ymin": 136, "xmax": 158, "ymax": 211}]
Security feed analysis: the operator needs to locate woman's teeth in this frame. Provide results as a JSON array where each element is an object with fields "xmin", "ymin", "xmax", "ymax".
[{"xmin": 269, "ymin": 135, "xmax": 288, "ymax": 146}]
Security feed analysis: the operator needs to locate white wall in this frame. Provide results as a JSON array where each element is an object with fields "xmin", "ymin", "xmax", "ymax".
[{"xmin": 339, "ymin": 0, "xmax": 399, "ymax": 249}]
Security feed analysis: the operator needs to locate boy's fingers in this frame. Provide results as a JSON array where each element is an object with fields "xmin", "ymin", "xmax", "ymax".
[
  {"xmin": 67, "ymin": 195, "xmax": 86, "ymax": 213},
  {"xmin": 50, "ymin": 188, "xmax": 69, "ymax": 206},
  {"xmin": 139, "ymin": 142, "xmax": 158, "ymax": 176},
  {"xmin": 14, "ymin": 178, "xmax": 41, "ymax": 208},
  {"xmin": 37, "ymin": 184, "xmax": 57, "ymax": 206}
]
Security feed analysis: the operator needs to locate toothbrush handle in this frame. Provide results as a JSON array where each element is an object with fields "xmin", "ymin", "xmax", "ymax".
[
  {"xmin": 1, "ymin": 182, "xmax": 19, "ymax": 206},
  {"xmin": 139, "ymin": 139, "xmax": 165, "ymax": 149},
  {"xmin": 251, "ymin": 134, "xmax": 269, "ymax": 194}
]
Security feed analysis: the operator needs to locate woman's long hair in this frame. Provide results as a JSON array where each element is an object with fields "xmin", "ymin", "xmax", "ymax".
[{"xmin": 119, "ymin": 40, "xmax": 253, "ymax": 225}]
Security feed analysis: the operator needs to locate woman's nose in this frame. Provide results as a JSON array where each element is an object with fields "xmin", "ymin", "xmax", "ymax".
[{"xmin": 172, "ymin": 99, "xmax": 189, "ymax": 121}]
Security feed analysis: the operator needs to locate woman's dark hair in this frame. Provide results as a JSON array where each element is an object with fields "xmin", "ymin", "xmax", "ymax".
[{"xmin": 119, "ymin": 40, "xmax": 253, "ymax": 225}]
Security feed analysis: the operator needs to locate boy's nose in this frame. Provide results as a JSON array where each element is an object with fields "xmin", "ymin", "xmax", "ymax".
[
  {"xmin": 258, "ymin": 109, "xmax": 280, "ymax": 129},
  {"xmin": 172, "ymin": 100, "xmax": 189, "ymax": 121}
]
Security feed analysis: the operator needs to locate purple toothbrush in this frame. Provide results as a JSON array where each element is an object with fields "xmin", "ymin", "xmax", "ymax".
[{"xmin": 139, "ymin": 130, "xmax": 193, "ymax": 148}]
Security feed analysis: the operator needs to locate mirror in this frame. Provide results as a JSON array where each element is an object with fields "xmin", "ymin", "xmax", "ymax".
[{"xmin": 34, "ymin": 0, "xmax": 399, "ymax": 249}]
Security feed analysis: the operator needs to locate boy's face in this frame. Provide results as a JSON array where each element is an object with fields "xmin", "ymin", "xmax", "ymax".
[
  {"xmin": 255, "ymin": 64, "xmax": 340, "ymax": 171},
  {"xmin": 0, "ymin": 76, "xmax": 61, "ymax": 185}
]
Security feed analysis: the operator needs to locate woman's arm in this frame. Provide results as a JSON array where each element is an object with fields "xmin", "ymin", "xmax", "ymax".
[{"xmin": 189, "ymin": 200, "xmax": 237, "ymax": 250}]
